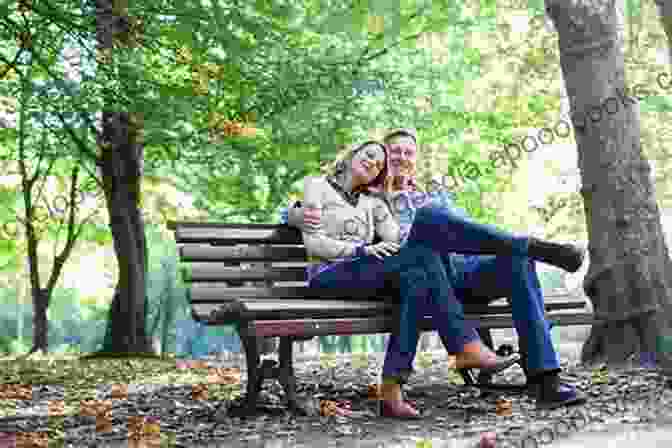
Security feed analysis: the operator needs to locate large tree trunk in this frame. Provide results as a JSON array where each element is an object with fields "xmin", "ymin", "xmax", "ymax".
[
  {"xmin": 96, "ymin": 0, "xmax": 151, "ymax": 354},
  {"xmin": 545, "ymin": 0, "xmax": 672, "ymax": 366}
]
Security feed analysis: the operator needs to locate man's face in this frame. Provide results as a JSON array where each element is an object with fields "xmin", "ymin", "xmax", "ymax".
[{"xmin": 386, "ymin": 135, "xmax": 417, "ymax": 178}]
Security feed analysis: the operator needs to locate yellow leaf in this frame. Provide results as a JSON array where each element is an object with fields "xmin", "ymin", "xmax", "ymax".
[
  {"xmin": 320, "ymin": 353, "xmax": 337, "ymax": 369},
  {"xmin": 417, "ymin": 352, "xmax": 433, "ymax": 369},
  {"xmin": 368, "ymin": 15, "xmax": 384, "ymax": 34},
  {"xmin": 446, "ymin": 368, "xmax": 465, "ymax": 386},
  {"xmin": 417, "ymin": 439, "xmax": 433, "ymax": 448},
  {"xmin": 352, "ymin": 352, "xmax": 368, "ymax": 369}
]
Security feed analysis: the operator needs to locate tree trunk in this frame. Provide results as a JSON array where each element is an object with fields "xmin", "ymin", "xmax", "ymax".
[
  {"xmin": 17, "ymin": 47, "xmax": 85, "ymax": 356},
  {"xmin": 96, "ymin": 0, "xmax": 151, "ymax": 354},
  {"xmin": 545, "ymin": 0, "xmax": 672, "ymax": 366},
  {"xmin": 98, "ymin": 113, "xmax": 151, "ymax": 354},
  {"xmin": 31, "ymin": 288, "xmax": 49, "ymax": 353}
]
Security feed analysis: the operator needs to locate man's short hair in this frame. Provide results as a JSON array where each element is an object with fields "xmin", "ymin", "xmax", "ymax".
[{"xmin": 383, "ymin": 128, "xmax": 418, "ymax": 145}]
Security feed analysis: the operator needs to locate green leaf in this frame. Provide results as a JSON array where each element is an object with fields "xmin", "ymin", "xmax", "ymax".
[
  {"xmin": 79, "ymin": 223, "xmax": 112, "ymax": 246},
  {"xmin": 0, "ymin": 238, "xmax": 18, "ymax": 271},
  {"xmin": 641, "ymin": 95, "xmax": 672, "ymax": 113}
]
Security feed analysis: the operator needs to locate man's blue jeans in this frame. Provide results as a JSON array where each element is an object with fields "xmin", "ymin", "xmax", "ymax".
[
  {"xmin": 383, "ymin": 205, "xmax": 559, "ymax": 377},
  {"xmin": 309, "ymin": 243, "xmax": 480, "ymax": 381},
  {"xmin": 450, "ymin": 254, "xmax": 560, "ymax": 375},
  {"xmin": 407, "ymin": 206, "xmax": 530, "ymax": 257}
]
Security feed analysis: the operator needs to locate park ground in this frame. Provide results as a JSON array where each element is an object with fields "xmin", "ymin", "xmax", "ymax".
[{"xmin": 2, "ymin": 326, "xmax": 672, "ymax": 447}]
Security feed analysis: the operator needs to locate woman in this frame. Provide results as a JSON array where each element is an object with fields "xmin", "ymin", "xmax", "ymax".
[{"xmin": 299, "ymin": 140, "xmax": 515, "ymax": 418}]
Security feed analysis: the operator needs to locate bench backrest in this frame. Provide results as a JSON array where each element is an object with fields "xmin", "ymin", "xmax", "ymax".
[
  {"xmin": 168, "ymin": 221, "xmax": 588, "ymax": 308},
  {"xmin": 169, "ymin": 222, "xmax": 313, "ymax": 286}
]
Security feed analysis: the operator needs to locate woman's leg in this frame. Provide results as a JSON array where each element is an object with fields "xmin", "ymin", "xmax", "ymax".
[
  {"xmin": 407, "ymin": 206, "xmax": 583, "ymax": 273},
  {"xmin": 386, "ymin": 250, "xmax": 517, "ymax": 373},
  {"xmin": 310, "ymin": 244, "xmax": 476, "ymax": 418},
  {"xmin": 379, "ymin": 245, "xmax": 517, "ymax": 419}
]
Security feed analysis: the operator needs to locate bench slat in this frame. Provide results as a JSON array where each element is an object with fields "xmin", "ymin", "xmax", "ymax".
[
  {"xmin": 232, "ymin": 312, "xmax": 600, "ymax": 337},
  {"xmin": 188, "ymin": 285, "xmax": 388, "ymax": 301},
  {"xmin": 191, "ymin": 301, "xmax": 394, "ymax": 321},
  {"xmin": 190, "ymin": 298, "xmax": 587, "ymax": 322},
  {"xmin": 188, "ymin": 285, "xmax": 588, "ymax": 308},
  {"xmin": 171, "ymin": 222, "xmax": 302, "ymax": 245},
  {"xmin": 180, "ymin": 245, "xmax": 307, "ymax": 262},
  {"xmin": 182, "ymin": 265, "xmax": 307, "ymax": 282}
]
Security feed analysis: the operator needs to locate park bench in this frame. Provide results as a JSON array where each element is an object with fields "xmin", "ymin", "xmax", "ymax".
[{"xmin": 168, "ymin": 221, "xmax": 598, "ymax": 416}]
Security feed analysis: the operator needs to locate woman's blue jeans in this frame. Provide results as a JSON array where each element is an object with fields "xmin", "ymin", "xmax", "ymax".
[{"xmin": 309, "ymin": 243, "xmax": 480, "ymax": 381}]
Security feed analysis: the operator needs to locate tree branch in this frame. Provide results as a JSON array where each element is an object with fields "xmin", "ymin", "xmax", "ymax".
[{"xmin": 45, "ymin": 165, "xmax": 81, "ymax": 295}]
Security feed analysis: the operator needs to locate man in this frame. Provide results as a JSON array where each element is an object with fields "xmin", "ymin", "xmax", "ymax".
[{"xmin": 287, "ymin": 128, "xmax": 586, "ymax": 410}]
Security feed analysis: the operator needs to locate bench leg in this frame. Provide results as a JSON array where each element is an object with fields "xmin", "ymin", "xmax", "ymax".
[
  {"xmin": 457, "ymin": 328, "xmax": 495, "ymax": 387},
  {"xmin": 476, "ymin": 328, "xmax": 495, "ymax": 385},
  {"xmin": 238, "ymin": 334, "xmax": 261, "ymax": 416},
  {"xmin": 479, "ymin": 327, "xmax": 495, "ymax": 351},
  {"xmin": 472, "ymin": 327, "xmax": 528, "ymax": 393},
  {"xmin": 278, "ymin": 336, "xmax": 305, "ymax": 415}
]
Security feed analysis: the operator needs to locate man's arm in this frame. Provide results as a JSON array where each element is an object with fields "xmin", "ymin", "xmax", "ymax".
[
  {"xmin": 287, "ymin": 201, "xmax": 321, "ymax": 229},
  {"xmin": 427, "ymin": 186, "xmax": 471, "ymax": 219}
]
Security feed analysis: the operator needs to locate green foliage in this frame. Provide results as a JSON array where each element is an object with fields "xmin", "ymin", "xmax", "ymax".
[
  {"xmin": 0, "ymin": 0, "xmax": 595, "ymax": 357},
  {"xmin": 641, "ymin": 95, "xmax": 672, "ymax": 114},
  {"xmin": 1, "ymin": 0, "xmax": 505, "ymax": 226}
]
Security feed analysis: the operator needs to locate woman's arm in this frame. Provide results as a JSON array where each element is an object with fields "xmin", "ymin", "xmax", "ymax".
[{"xmin": 301, "ymin": 176, "xmax": 364, "ymax": 259}]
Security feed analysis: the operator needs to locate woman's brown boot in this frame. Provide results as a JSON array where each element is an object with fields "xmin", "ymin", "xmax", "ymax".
[
  {"xmin": 378, "ymin": 377, "xmax": 420, "ymax": 419},
  {"xmin": 454, "ymin": 341, "xmax": 518, "ymax": 374}
]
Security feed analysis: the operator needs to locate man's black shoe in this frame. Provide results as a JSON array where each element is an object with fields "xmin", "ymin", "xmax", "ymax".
[
  {"xmin": 529, "ymin": 372, "xmax": 587, "ymax": 410},
  {"xmin": 528, "ymin": 238, "xmax": 585, "ymax": 273}
]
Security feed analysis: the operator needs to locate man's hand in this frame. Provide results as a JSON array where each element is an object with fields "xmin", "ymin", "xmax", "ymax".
[{"xmin": 364, "ymin": 241, "xmax": 400, "ymax": 259}]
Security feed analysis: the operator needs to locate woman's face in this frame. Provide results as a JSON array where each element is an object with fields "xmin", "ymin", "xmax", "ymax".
[{"xmin": 350, "ymin": 143, "xmax": 386, "ymax": 185}]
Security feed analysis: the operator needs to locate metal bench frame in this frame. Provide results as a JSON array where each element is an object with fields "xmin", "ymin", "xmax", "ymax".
[{"xmin": 168, "ymin": 221, "xmax": 597, "ymax": 416}]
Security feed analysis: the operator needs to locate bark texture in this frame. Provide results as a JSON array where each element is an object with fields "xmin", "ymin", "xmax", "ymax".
[
  {"xmin": 545, "ymin": 0, "xmax": 672, "ymax": 365},
  {"xmin": 96, "ymin": 0, "xmax": 151, "ymax": 354}
]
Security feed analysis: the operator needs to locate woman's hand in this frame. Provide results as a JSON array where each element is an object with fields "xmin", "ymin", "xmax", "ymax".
[
  {"xmin": 364, "ymin": 241, "xmax": 400, "ymax": 259},
  {"xmin": 303, "ymin": 206, "xmax": 322, "ymax": 231}
]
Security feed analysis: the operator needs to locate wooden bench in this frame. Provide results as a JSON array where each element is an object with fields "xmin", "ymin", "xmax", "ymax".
[{"xmin": 168, "ymin": 221, "xmax": 597, "ymax": 415}]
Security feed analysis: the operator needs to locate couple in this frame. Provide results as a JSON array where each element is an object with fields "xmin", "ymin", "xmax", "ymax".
[{"xmin": 283, "ymin": 128, "xmax": 587, "ymax": 418}]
